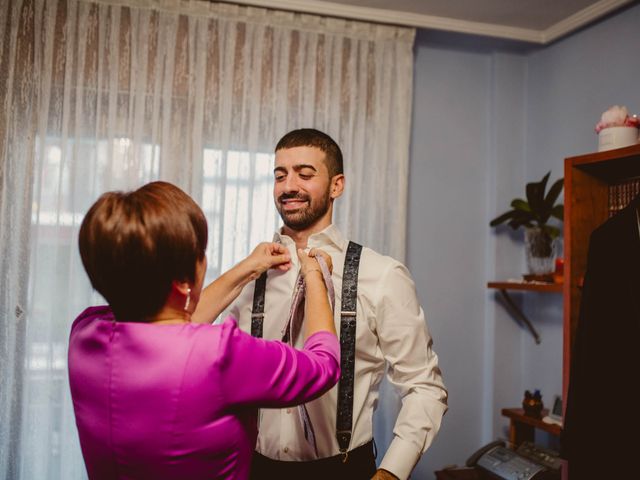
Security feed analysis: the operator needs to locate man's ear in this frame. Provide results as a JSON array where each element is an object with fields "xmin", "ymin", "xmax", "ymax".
[{"xmin": 330, "ymin": 174, "xmax": 345, "ymax": 200}]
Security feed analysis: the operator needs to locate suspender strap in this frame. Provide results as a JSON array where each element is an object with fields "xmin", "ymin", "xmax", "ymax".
[
  {"xmin": 249, "ymin": 241, "xmax": 363, "ymax": 456},
  {"xmin": 251, "ymin": 272, "xmax": 267, "ymax": 338},
  {"xmin": 336, "ymin": 241, "xmax": 362, "ymax": 454}
]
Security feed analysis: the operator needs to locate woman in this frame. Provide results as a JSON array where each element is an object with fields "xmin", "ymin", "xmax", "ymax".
[{"xmin": 68, "ymin": 181, "xmax": 339, "ymax": 480}]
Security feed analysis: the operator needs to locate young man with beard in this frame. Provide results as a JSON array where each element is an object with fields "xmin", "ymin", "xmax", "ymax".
[{"xmin": 198, "ymin": 129, "xmax": 447, "ymax": 480}]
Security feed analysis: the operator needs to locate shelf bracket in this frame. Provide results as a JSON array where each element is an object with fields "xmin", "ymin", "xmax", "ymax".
[{"xmin": 496, "ymin": 289, "xmax": 541, "ymax": 344}]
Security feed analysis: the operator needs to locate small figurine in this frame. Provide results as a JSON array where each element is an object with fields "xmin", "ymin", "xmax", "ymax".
[{"xmin": 522, "ymin": 389, "xmax": 544, "ymax": 418}]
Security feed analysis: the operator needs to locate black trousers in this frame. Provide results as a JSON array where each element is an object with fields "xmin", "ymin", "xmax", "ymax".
[{"xmin": 249, "ymin": 440, "xmax": 377, "ymax": 480}]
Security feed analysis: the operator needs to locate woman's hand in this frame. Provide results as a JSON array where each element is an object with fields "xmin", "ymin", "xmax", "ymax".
[
  {"xmin": 297, "ymin": 248, "xmax": 332, "ymax": 279},
  {"xmin": 191, "ymin": 242, "xmax": 291, "ymax": 323},
  {"xmin": 246, "ymin": 242, "xmax": 292, "ymax": 279}
]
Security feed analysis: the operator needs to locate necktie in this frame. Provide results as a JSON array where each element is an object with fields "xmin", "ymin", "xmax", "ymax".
[{"xmin": 282, "ymin": 255, "xmax": 335, "ymax": 457}]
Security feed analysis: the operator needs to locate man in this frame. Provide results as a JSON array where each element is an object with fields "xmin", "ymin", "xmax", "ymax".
[{"xmin": 221, "ymin": 129, "xmax": 447, "ymax": 479}]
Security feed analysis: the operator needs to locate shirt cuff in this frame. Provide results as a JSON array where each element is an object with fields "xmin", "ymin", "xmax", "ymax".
[{"xmin": 378, "ymin": 437, "xmax": 422, "ymax": 480}]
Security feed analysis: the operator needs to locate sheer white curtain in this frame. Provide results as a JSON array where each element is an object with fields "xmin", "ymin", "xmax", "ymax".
[{"xmin": 0, "ymin": 0, "xmax": 415, "ymax": 478}]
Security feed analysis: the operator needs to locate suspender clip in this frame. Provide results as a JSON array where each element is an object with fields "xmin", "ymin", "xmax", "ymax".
[{"xmin": 337, "ymin": 430, "xmax": 351, "ymax": 463}]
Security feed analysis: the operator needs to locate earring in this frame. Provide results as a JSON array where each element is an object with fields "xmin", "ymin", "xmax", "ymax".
[{"xmin": 184, "ymin": 288, "xmax": 191, "ymax": 311}]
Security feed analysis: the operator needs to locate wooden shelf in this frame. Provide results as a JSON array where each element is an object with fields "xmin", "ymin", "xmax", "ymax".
[
  {"xmin": 501, "ymin": 408, "xmax": 561, "ymax": 447},
  {"xmin": 488, "ymin": 281, "xmax": 563, "ymax": 293},
  {"xmin": 487, "ymin": 281, "xmax": 563, "ymax": 343},
  {"xmin": 566, "ymin": 143, "xmax": 640, "ymax": 183}
]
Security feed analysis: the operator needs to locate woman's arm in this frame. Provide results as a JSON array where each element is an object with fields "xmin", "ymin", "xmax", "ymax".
[
  {"xmin": 297, "ymin": 248, "xmax": 337, "ymax": 338},
  {"xmin": 191, "ymin": 242, "xmax": 291, "ymax": 324},
  {"xmin": 217, "ymin": 320, "xmax": 340, "ymax": 408},
  {"xmin": 216, "ymin": 249, "xmax": 340, "ymax": 408}
]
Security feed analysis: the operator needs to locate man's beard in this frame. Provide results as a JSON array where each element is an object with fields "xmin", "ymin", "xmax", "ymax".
[{"xmin": 276, "ymin": 189, "xmax": 331, "ymax": 231}]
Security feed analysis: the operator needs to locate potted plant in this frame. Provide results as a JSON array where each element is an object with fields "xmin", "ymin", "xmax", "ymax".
[{"xmin": 490, "ymin": 171, "xmax": 564, "ymax": 278}]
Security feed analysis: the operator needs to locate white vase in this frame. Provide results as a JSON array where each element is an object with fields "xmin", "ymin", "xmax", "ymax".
[{"xmin": 598, "ymin": 126, "xmax": 639, "ymax": 152}]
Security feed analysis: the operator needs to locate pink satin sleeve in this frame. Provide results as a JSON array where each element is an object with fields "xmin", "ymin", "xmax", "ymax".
[{"xmin": 216, "ymin": 317, "xmax": 340, "ymax": 408}]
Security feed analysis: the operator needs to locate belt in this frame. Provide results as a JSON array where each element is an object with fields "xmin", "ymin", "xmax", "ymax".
[{"xmin": 251, "ymin": 439, "xmax": 376, "ymax": 477}]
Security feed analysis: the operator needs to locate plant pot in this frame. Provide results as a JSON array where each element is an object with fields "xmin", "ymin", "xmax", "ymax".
[{"xmin": 524, "ymin": 227, "xmax": 557, "ymax": 276}]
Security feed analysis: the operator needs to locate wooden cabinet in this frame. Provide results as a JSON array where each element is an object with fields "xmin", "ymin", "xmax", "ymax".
[
  {"xmin": 486, "ymin": 144, "xmax": 640, "ymax": 472},
  {"xmin": 563, "ymin": 143, "xmax": 640, "ymax": 401}
]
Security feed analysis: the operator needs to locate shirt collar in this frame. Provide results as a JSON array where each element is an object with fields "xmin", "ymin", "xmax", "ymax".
[{"xmin": 273, "ymin": 224, "xmax": 348, "ymax": 252}]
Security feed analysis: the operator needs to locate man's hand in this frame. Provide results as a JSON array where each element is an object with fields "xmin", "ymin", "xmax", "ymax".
[
  {"xmin": 247, "ymin": 242, "xmax": 292, "ymax": 278},
  {"xmin": 371, "ymin": 469, "xmax": 399, "ymax": 480}
]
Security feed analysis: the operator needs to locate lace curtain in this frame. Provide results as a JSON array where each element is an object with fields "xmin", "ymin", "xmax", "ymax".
[{"xmin": 0, "ymin": 0, "xmax": 415, "ymax": 478}]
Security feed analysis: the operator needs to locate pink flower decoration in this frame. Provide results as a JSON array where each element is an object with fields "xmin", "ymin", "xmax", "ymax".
[
  {"xmin": 595, "ymin": 105, "xmax": 640, "ymax": 133},
  {"xmin": 624, "ymin": 115, "xmax": 640, "ymax": 128}
]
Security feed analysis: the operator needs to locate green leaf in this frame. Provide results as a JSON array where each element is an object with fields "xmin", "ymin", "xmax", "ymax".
[
  {"xmin": 551, "ymin": 204, "xmax": 564, "ymax": 221},
  {"xmin": 544, "ymin": 178, "xmax": 564, "ymax": 211},
  {"xmin": 508, "ymin": 218, "xmax": 533, "ymax": 230},
  {"xmin": 490, "ymin": 210, "xmax": 517, "ymax": 227},
  {"xmin": 539, "ymin": 171, "xmax": 550, "ymax": 194},
  {"xmin": 510, "ymin": 198, "xmax": 531, "ymax": 212},
  {"xmin": 526, "ymin": 172, "xmax": 549, "ymax": 217},
  {"xmin": 525, "ymin": 182, "xmax": 538, "ymax": 209},
  {"xmin": 513, "ymin": 209, "xmax": 535, "ymax": 222},
  {"xmin": 510, "ymin": 209, "xmax": 536, "ymax": 229},
  {"xmin": 492, "ymin": 171, "xmax": 563, "ymax": 234}
]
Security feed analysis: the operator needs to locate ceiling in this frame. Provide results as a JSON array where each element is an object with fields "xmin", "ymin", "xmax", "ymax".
[{"xmin": 228, "ymin": 0, "xmax": 635, "ymax": 43}]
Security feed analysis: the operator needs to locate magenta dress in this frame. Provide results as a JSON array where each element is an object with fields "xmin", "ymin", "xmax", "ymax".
[{"xmin": 68, "ymin": 306, "xmax": 340, "ymax": 480}]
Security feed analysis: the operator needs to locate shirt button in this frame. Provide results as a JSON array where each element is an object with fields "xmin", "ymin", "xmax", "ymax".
[
  {"xmin": 286, "ymin": 408, "xmax": 292, "ymax": 414},
  {"xmin": 284, "ymin": 447, "xmax": 289, "ymax": 453}
]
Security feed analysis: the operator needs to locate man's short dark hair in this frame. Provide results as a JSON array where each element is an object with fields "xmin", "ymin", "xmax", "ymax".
[
  {"xmin": 275, "ymin": 128, "xmax": 343, "ymax": 177},
  {"xmin": 78, "ymin": 181, "xmax": 208, "ymax": 321}
]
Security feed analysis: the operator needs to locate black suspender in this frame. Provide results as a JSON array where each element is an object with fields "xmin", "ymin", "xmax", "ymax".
[
  {"xmin": 250, "ymin": 272, "xmax": 267, "ymax": 338},
  {"xmin": 336, "ymin": 241, "xmax": 362, "ymax": 455},
  {"xmin": 250, "ymin": 241, "xmax": 363, "ymax": 455}
]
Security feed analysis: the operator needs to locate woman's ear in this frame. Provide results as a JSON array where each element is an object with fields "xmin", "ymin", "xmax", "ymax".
[
  {"xmin": 171, "ymin": 280, "xmax": 192, "ymax": 312},
  {"xmin": 172, "ymin": 280, "xmax": 192, "ymax": 312},
  {"xmin": 172, "ymin": 280, "xmax": 191, "ymax": 297}
]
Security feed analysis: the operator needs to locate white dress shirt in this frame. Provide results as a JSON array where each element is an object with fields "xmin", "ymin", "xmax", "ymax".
[{"xmin": 225, "ymin": 224, "xmax": 448, "ymax": 479}]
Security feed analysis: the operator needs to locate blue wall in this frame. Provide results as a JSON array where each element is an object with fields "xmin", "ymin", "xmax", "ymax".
[
  {"xmin": 408, "ymin": 32, "xmax": 492, "ymax": 474},
  {"xmin": 406, "ymin": 3, "xmax": 640, "ymax": 478}
]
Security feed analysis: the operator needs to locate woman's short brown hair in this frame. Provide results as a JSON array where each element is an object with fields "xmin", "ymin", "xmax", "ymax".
[{"xmin": 78, "ymin": 181, "xmax": 208, "ymax": 321}]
